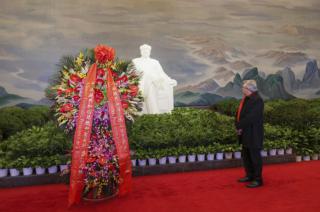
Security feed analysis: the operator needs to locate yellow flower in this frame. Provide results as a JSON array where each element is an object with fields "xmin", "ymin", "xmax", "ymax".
[
  {"xmin": 76, "ymin": 52, "xmax": 84, "ymax": 66},
  {"xmin": 62, "ymin": 70, "xmax": 70, "ymax": 80},
  {"xmin": 79, "ymin": 73, "xmax": 86, "ymax": 78}
]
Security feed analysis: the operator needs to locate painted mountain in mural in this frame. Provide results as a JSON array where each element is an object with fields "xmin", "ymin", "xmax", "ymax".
[
  {"xmin": 174, "ymin": 59, "xmax": 320, "ymax": 105},
  {"xmin": 262, "ymin": 74, "xmax": 295, "ymax": 100},
  {"xmin": 217, "ymin": 67, "xmax": 294, "ymax": 100},
  {"xmin": 218, "ymin": 67, "xmax": 292, "ymax": 99},
  {"xmin": 215, "ymin": 73, "xmax": 242, "ymax": 98},
  {"xmin": 276, "ymin": 60, "xmax": 320, "ymax": 98},
  {"xmin": 0, "ymin": 86, "xmax": 44, "ymax": 108},
  {"xmin": 0, "ymin": 86, "xmax": 31, "ymax": 107},
  {"xmin": 277, "ymin": 67, "xmax": 300, "ymax": 93},
  {"xmin": 174, "ymin": 91, "xmax": 224, "ymax": 106},
  {"xmin": 301, "ymin": 60, "xmax": 320, "ymax": 89}
]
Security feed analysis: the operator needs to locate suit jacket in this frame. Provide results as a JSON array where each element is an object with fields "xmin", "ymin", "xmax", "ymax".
[{"xmin": 235, "ymin": 92, "xmax": 264, "ymax": 149}]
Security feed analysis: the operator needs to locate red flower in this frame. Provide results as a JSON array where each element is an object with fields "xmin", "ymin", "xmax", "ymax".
[
  {"xmin": 86, "ymin": 157, "xmax": 96, "ymax": 163},
  {"xmin": 65, "ymin": 88, "xmax": 74, "ymax": 95},
  {"xmin": 60, "ymin": 103, "xmax": 73, "ymax": 113},
  {"xmin": 111, "ymin": 69, "xmax": 118, "ymax": 79},
  {"xmin": 121, "ymin": 101, "xmax": 129, "ymax": 109},
  {"xmin": 98, "ymin": 157, "xmax": 106, "ymax": 165},
  {"xmin": 96, "ymin": 79, "xmax": 105, "ymax": 87},
  {"xmin": 108, "ymin": 164, "xmax": 115, "ymax": 171},
  {"xmin": 89, "ymin": 171, "xmax": 97, "ymax": 177},
  {"xmin": 94, "ymin": 89, "xmax": 104, "ymax": 104},
  {"xmin": 57, "ymin": 89, "xmax": 64, "ymax": 96},
  {"xmin": 70, "ymin": 74, "xmax": 81, "ymax": 83},
  {"xmin": 94, "ymin": 45, "xmax": 115, "ymax": 64},
  {"xmin": 129, "ymin": 85, "xmax": 139, "ymax": 97},
  {"xmin": 104, "ymin": 130, "xmax": 111, "ymax": 138},
  {"xmin": 121, "ymin": 93, "xmax": 128, "ymax": 100},
  {"xmin": 116, "ymin": 75, "xmax": 128, "ymax": 83},
  {"xmin": 73, "ymin": 95, "xmax": 80, "ymax": 101},
  {"xmin": 74, "ymin": 87, "xmax": 80, "ymax": 93},
  {"xmin": 97, "ymin": 68, "xmax": 105, "ymax": 77},
  {"xmin": 91, "ymin": 134, "xmax": 98, "ymax": 140}
]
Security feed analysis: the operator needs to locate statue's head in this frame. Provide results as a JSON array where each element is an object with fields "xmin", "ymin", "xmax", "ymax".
[{"xmin": 139, "ymin": 44, "xmax": 152, "ymax": 58}]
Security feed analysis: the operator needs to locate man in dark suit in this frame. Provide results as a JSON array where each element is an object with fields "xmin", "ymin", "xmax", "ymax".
[{"xmin": 235, "ymin": 80, "xmax": 264, "ymax": 188}]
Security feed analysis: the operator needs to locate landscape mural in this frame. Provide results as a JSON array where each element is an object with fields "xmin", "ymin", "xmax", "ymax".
[{"xmin": 1, "ymin": 0, "xmax": 320, "ymax": 107}]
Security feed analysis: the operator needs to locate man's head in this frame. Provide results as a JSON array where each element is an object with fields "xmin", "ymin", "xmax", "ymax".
[
  {"xmin": 140, "ymin": 44, "xmax": 152, "ymax": 58},
  {"xmin": 242, "ymin": 80, "xmax": 258, "ymax": 96}
]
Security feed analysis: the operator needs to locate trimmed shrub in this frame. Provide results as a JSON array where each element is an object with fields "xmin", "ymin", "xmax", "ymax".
[
  {"xmin": 211, "ymin": 98, "xmax": 320, "ymax": 130},
  {"xmin": 1, "ymin": 122, "xmax": 72, "ymax": 160},
  {"xmin": 0, "ymin": 106, "xmax": 51, "ymax": 140},
  {"xmin": 128, "ymin": 108, "xmax": 237, "ymax": 150},
  {"xmin": 210, "ymin": 98, "xmax": 240, "ymax": 117}
]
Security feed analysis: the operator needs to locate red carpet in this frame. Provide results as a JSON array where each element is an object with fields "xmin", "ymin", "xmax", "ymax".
[{"xmin": 1, "ymin": 161, "xmax": 320, "ymax": 212}]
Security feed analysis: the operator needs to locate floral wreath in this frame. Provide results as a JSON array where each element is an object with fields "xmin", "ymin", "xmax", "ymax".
[{"xmin": 49, "ymin": 44, "xmax": 143, "ymax": 199}]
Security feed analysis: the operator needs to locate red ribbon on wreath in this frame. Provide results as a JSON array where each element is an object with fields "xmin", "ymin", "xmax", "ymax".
[
  {"xmin": 68, "ymin": 63, "xmax": 97, "ymax": 207},
  {"xmin": 106, "ymin": 68, "xmax": 132, "ymax": 196}
]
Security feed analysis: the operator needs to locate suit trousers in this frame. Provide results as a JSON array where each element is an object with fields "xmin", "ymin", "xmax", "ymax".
[{"xmin": 242, "ymin": 147, "xmax": 263, "ymax": 182}]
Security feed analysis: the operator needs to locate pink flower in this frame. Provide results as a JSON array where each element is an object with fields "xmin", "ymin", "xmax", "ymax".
[{"xmin": 73, "ymin": 95, "xmax": 80, "ymax": 101}]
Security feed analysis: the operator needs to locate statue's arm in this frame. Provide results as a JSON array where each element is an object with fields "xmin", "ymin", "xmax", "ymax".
[{"xmin": 156, "ymin": 61, "xmax": 177, "ymax": 86}]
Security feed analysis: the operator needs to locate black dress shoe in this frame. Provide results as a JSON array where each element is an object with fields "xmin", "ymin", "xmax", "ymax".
[
  {"xmin": 238, "ymin": 177, "xmax": 252, "ymax": 183},
  {"xmin": 246, "ymin": 180, "xmax": 263, "ymax": 188}
]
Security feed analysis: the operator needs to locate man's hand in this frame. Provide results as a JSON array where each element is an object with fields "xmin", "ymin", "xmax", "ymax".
[{"xmin": 236, "ymin": 129, "xmax": 243, "ymax": 135}]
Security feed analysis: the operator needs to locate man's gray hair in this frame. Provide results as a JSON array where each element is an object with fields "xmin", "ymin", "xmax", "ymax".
[{"xmin": 243, "ymin": 80, "xmax": 258, "ymax": 92}]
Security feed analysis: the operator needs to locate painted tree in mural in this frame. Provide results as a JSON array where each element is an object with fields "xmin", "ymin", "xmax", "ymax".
[{"xmin": 48, "ymin": 45, "xmax": 143, "ymax": 206}]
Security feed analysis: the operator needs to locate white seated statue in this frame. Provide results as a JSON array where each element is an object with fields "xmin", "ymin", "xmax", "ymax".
[{"xmin": 132, "ymin": 44, "xmax": 177, "ymax": 114}]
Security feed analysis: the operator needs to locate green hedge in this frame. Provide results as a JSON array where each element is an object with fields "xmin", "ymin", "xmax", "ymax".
[
  {"xmin": 128, "ymin": 107, "xmax": 320, "ymax": 157},
  {"xmin": 128, "ymin": 108, "xmax": 237, "ymax": 150},
  {"xmin": 210, "ymin": 98, "xmax": 240, "ymax": 117},
  {"xmin": 211, "ymin": 98, "xmax": 320, "ymax": 130},
  {"xmin": 128, "ymin": 108, "xmax": 301, "ymax": 150},
  {"xmin": 0, "ymin": 122, "xmax": 72, "ymax": 168},
  {"xmin": 1, "ymin": 99, "xmax": 319, "ymax": 165},
  {"xmin": 0, "ymin": 106, "xmax": 51, "ymax": 141},
  {"xmin": 264, "ymin": 99, "xmax": 320, "ymax": 129}
]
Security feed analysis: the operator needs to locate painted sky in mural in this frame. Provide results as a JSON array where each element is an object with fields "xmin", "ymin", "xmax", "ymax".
[{"xmin": 1, "ymin": 0, "xmax": 320, "ymax": 101}]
